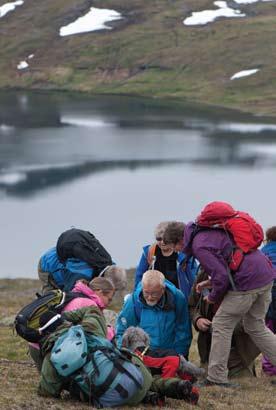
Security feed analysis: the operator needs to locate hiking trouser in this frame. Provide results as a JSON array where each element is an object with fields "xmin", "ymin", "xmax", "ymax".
[
  {"xmin": 208, "ymin": 283, "xmax": 276, "ymax": 384},
  {"xmin": 38, "ymin": 353, "xmax": 64, "ymax": 397},
  {"xmin": 150, "ymin": 375, "xmax": 199, "ymax": 404},
  {"xmin": 150, "ymin": 376, "xmax": 183, "ymax": 397},
  {"xmin": 29, "ymin": 343, "xmax": 43, "ymax": 372}
]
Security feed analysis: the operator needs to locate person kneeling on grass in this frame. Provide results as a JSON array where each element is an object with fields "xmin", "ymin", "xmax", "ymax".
[
  {"xmin": 29, "ymin": 277, "xmax": 116, "ymax": 371},
  {"xmin": 122, "ymin": 326, "xmax": 204, "ymax": 405},
  {"xmin": 37, "ymin": 306, "xmax": 155, "ymax": 407},
  {"xmin": 116, "ymin": 270, "xmax": 192, "ymax": 358}
]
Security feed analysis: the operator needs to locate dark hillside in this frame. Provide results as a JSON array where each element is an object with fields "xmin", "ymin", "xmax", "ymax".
[{"xmin": 1, "ymin": 0, "xmax": 276, "ymax": 116}]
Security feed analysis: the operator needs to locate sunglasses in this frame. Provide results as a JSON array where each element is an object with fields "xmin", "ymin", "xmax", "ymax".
[{"xmin": 155, "ymin": 237, "xmax": 163, "ymax": 241}]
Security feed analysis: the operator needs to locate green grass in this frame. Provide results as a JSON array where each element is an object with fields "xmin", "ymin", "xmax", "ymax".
[{"xmin": 1, "ymin": 276, "xmax": 276, "ymax": 409}]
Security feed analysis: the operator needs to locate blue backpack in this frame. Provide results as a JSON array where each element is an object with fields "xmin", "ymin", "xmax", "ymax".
[
  {"xmin": 51, "ymin": 329, "xmax": 143, "ymax": 408},
  {"xmin": 40, "ymin": 247, "xmax": 94, "ymax": 291}
]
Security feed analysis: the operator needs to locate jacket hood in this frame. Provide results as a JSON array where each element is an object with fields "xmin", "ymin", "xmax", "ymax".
[
  {"xmin": 183, "ymin": 221, "xmax": 197, "ymax": 255},
  {"xmin": 72, "ymin": 281, "xmax": 105, "ymax": 309}
]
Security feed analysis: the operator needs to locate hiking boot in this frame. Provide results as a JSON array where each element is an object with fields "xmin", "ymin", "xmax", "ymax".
[
  {"xmin": 142, "ymin": 391, "xmax": 165, "ymax": 406},
  {"xmin": 189, "ymin": 386, "xmax": 200, "ymax": 405},
  {"xmin": 176, "ymin": 380, "xmax": 193, "ymax": 399},
  {"xmin": 176, "ymin": 381, "xmax": 200, "ymax": 405},
  {"xmin": 198, "ymin": 378, "xmax": 240, "ymax": 388}
]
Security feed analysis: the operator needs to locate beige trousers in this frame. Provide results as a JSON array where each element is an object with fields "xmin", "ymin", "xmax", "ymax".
[{"xmin": 208, "ymin": 283, "xmax": 276, "ymax": 383}]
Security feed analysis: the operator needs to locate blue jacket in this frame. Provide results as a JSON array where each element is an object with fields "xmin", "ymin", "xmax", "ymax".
[
  {"xmin": 261, "ymin": 241, "xmax": 276, "ymax": 320},
  {"xmin": 262, "ymin": 241, "xmax": 276, "ymax": 267},
  {"xmin": 134, "ymin": 244, "xmax": 198, "ymax": 301},
  {"xmin": 116, "ymin": 281, "xmax": 192, "ymax": 356},
  {"xmin": 39, "ymin": 247, "xmax": 95, "ymax": 291}
]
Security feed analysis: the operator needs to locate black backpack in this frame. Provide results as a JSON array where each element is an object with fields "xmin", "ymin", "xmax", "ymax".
[
  {"xmin": 14, "ymin": 289, "xmax": 88, "ymax": 343},
  {"xmin": 56, "ymin": 228, "xmax": 112, "ymax": 275}
]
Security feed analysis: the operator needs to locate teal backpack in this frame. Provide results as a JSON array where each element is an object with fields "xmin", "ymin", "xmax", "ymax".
[
  {"xmin": 50, "ymin": 325, "xmax": 88, "ymax": 376},
  {"xmin": 51, "ymin": 329, "xmax": 143, "ymax": 408}
]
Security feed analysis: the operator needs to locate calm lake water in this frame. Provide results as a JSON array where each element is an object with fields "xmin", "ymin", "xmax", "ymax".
[{"xmin": 1, "ymin": 90, "xmax": 276, "ymax": 278}]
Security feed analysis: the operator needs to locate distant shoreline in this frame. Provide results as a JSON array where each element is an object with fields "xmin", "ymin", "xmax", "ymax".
[{"xmin": 2, "ymin": 87, "xmax": 276, "ymax": 121}]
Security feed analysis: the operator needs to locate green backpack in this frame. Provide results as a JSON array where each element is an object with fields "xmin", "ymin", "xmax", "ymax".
[{"xmin": 14, "ymin": 289, "xmax": 88, "ymax": 342}]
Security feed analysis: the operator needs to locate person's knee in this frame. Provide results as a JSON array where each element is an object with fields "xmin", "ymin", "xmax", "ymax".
[
  {"xmin": 212, "ymin": 314, "xmax": 237, "ymax": 334},
  {"xmin": 38, "ymin": 261, "xmax": 48, "ymax": 283},
  {"xmin": 243, "ymin": 318, "xmax": 264, "ymax": 335}
]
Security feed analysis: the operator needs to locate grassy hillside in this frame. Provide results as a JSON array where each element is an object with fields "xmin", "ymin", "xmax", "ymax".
[
  {"xmin": 1, "ymin": 0, "xmax": 276, "ymax": 116},
  {"xmin": 1, "ymin": 277, "xmax": 276, "ymax": 409}
]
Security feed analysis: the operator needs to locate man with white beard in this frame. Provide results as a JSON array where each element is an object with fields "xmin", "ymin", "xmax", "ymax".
[{"xmin": 116, "ymin": 270, "xmax": 192, "ymax": 358}]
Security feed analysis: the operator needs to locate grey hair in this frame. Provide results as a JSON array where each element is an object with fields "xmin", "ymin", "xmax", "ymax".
[
  {"xmin": 89, "ymin": 277, "xmax": 115, "ymax": 294},
  {"xmin": 154, "ymin": 221, "xmax": 170, "ymax": 239},
  {"xmin": 103, "ymin": 265, "xmax": 127, "ymax": 291},
  {"xmin": 163, "ymin": 221, "xmax": 185, "ymax": 245},
  {"xmin": 121, "ymin": 326, "xmax": 150, "ymax": 351},
  {"xmin": 142, "ymin": 270, "xmax": 165, "ymax": 287}
]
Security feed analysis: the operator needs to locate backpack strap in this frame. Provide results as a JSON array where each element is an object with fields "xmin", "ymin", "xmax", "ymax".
[
  {"xmin": 188, "ymin": 224, "xmax": 237, "ymax": 291},
  {"xmin": 226, "ymin": 266, "xmax": 237, "ymax": 291},
  {"xmin": 147, "ymin": 244, "xmax": 157, "ymax": 269},
  {"xmin": 82, "ymin": 348, "xmax": 142, "ymax": 398},
  {"xmin": 132, "ymin": 293, "xmax": 142, "ymax": 322},
  {"xmin": 98, "ymin": 265, "xmax": 112, "ymax": 277},
  {"xmin": 53, "ymin": 291, "xmax": 90, "ymax": 313},
  {"xmin": 112, "ymin": 355, "xmax": 142, "ymax": 388}
]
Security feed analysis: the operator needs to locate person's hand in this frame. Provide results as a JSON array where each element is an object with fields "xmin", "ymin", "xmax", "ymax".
[
  {"xmin": 195, "ymin": 279, "xmax": 212, "ymax": 294},
  {"xmin": 196, "ymin": 318, "xmax": 212, "ymax": 332}
]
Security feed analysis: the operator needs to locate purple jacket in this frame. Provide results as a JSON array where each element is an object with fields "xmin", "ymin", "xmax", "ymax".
[{"xmin": 183, "ymin": 222, "xmax": 276, "ymax": 304}]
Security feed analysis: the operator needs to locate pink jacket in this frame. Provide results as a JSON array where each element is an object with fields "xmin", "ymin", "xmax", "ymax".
[
  {"xmin": 30, "ymin": 282, "xmax": 114, "ymax": 350},
  {"xmin": 62, "ymin": 281, "xmax": 106, "ymax": 312},
  {"xmin": 62, "ymin": 281, "xmax": 115, "ymax": 340}
]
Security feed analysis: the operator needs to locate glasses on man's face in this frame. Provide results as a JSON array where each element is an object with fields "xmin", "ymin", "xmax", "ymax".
[
  {"xmin": 155, "ymin": 237, "xmax": 163, "ymax": 242},
  {"xmin": 143, "ymin": 289, "xmax": 163, "ymax": 298}
]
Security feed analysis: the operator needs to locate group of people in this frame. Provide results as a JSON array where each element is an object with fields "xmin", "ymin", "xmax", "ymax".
[{"xmin": 29, "ymin": 201, "xmax": 276, "ymax": 407}]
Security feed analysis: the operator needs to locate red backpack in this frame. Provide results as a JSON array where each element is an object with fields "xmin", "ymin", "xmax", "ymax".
[{"xmin": 196, "ymin": 201, "xmax": 264, "ymax": 271}]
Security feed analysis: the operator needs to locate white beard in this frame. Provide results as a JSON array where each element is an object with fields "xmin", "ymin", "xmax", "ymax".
[{"xmin": 145, "ymin": 300, "xmax": 158, "ymax": 307}]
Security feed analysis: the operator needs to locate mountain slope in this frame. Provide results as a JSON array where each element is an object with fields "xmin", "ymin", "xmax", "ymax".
[{"xmin": 1, "ymin": 0, "xmax": 276, "ymax": 116}]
